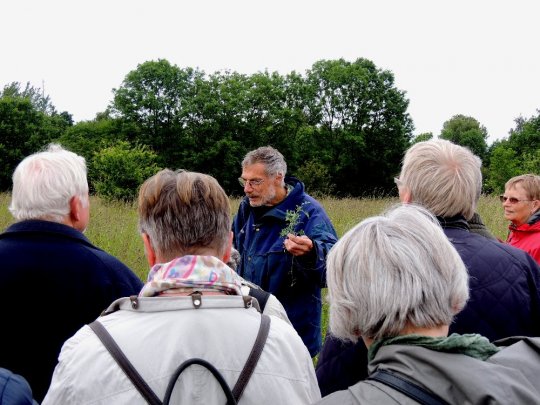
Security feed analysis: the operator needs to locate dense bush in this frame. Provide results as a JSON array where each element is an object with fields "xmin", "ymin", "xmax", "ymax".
[
  {"xmin": 91, "ymin": 142, "xmax": 161, "ymax": 202},
  {"xmin": 295, "ymin": 160, "xmax": 335, "ymax": 197}
]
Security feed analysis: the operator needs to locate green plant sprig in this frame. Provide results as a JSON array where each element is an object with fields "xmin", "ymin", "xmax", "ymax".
[{"xmin": 280, "ymin": 202, "xmax": 310, "ymax": 237}]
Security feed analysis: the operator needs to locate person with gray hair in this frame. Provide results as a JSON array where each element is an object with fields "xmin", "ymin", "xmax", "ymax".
[
  {"xmin": 233, "ymin": 146, "xmax": 338, "ymax": 357},
  {"xmin": 316, "ymin": 139, "xmax": 540, "ymax": 396},
  {"xmin": 397, "ymin": 140, "xmax": 540, "ymax": 338},
  {"xmin": 316, "ymin": 204, "xmax": 540, "ymax": 404},
  {"xmin": 44, "ymin": 169, "xmax": 320, "ymax": 404},
  {"xmin": 0, "ymin": 144, "xmax": 143, "ymax": 402},
  {"xmin": 9, "ymin": 143, "xmax": 90, "ymax": 224},
  {"xmin": 328, "ymin": 204, "xmax": 470, "ymax": 343}
]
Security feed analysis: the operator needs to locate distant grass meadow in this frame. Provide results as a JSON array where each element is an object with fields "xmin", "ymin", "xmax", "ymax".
[{"xmin": 0, "ymin": 193, "xmax": 509, "ymax": 339}]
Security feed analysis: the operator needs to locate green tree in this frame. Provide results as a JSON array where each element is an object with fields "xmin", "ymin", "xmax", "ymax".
[
  {"xmin": 507, "ymin": 111, "xmax": 540, "ymax": 156},
  {"xmin": 522, "ymin": 149, "xmax": 540, "ymax": 174},
  {"xmin": 1, "ymin": 81, "xmax": 73, "ymax": 136},
  {"xmin": 302, "ymin": 58, "xmax": 413, "ymax": 195},
  {"xmin": 2, "ymin": 81, "xmax": 56, "ymax": 115},
  {"xmin": 411, "ymin": 132, "xmax": 433, "ymax": 144},
  {"xmin": 104, "ymin": 58, "xmax": 414, "ymax": 196},
  {"xmin": 178, "ymin": 69, "xmax": 308, "ymax": 194},
  {"xmin": 295, "ymin": 159, "xmax": 335, "ymax": 197},
  {"xmin": 110, "ymin": 59, "xmax": 203, "ymax": 167},
  {"xmin": 485, "ymin": 143, "xmax": 520, "ymax": 193},
  {"xmin": 57, "ymin": 118, "xmax": 126, "ymax": 161},
  {"xmin": 56, "ymin": 118, "xmax": 131, "ymax": 192},
  {"xmin": 484, "ymin": 110, "xmax": 540, "ymax": 192},
  {"xmin": 440, "ymin": 115, "xmax": 488, "ymax": 160},
  {"xmin": 0, "ymin": 82, "xmax": 73, "ymax": 189},
  {"xmin": 91, "ymin": 141, "xmax": 161, "ymax": 201},
  {"xmin": 0, "ymin": 97, "xmax": 44, "ymax": 189}
]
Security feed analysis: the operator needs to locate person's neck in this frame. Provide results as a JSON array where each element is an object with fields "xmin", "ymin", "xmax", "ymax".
[
  {"xmin": 268, "ymin": 185, "xmax": 288, "ymax": 206},
  {"xmin": 363, "ymin": 323, "xmax": 449, "ymax": 348},
  {"xmin": 156, "ymin": 251, "xmax": 222, "ymax": 264}
]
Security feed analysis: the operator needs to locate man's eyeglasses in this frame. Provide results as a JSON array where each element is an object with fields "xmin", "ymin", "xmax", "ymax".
[
  {"xmin": 238, "ymin": 177, "xmax": 265, "ymax": 188},
  {"xmin": 499, "ymin": 195, "xmax": 533, "ymax": 204}
]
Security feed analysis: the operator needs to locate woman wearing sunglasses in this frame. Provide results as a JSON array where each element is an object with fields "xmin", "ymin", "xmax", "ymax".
[{"xmin": 501, "ymin": 174, "xmax": 540, "ymax": 264}]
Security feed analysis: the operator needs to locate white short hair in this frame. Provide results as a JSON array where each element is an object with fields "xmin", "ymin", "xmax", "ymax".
[
  {"xmin": 9, "ymin": 144, "xmax": 89, "ymax": 222},
  {"xmin": 327, "ymin": 204, "xmax": 469, "ymax": 342}
]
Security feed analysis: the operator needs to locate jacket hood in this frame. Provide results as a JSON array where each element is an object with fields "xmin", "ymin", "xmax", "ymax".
[{"xmin": 528, "ymin": 209, "xmax": 540, "ymax": 225}]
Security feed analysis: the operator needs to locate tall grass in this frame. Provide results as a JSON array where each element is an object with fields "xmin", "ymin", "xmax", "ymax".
[
  {"xmin": 477, "ymin": 194, "xmax": 509, "ymax": 241},
  {"xmin": 0, "ymin": 193, "xmax": 509, "ymax": 278},
  {"xmin": 0, "ymin": 193, "xmax": 510, "ymax": 338}
]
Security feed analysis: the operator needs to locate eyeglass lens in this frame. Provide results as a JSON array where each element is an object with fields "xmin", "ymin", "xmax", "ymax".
[
  {"xmin": 500, "ymin": 195, "xmax": 521, "ymax": 204},
  {"xmin": 238, "ymin": 178, "xmax": 263, "ymax": 187}
]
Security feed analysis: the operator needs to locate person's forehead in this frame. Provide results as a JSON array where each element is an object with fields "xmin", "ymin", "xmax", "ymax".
[
  {"xmin": 506, "ymin": 183, "xmax": 527, "ymax": 195},
  {"xmin": 241, "ymin": 163, "xmax": 267, "ymax": 178}
]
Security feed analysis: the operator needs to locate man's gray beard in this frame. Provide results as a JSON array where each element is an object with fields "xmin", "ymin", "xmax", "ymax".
[{"xmin": 249, "ymin": 187, "xmax": 276, "ymax": 207}]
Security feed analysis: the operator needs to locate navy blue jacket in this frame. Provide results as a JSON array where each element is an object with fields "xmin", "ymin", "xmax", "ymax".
[
  {"xmin": 0, "ymin": 368, "xmax": 37, "ymax": 405},
  {"xmin": 232, "ymin": 177, "xmax": 337, "ymax": 356},
  {"xmin": 316, "ymin": 217, "xmax": 540, "ymax": 397},
  {"xmin": 0, "ymin": 220, "xmax": 143, "ymax": 402}
]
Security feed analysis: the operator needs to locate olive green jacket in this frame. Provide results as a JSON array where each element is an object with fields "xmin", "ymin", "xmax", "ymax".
[{"xmin": 315, "ymin": 337, "xmax": 540, "ymax": 404}]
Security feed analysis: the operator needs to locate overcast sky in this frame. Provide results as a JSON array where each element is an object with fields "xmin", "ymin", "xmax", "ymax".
[{"xmin": 2, "ymin": 0, "xmax": 539, "ymax": 143}]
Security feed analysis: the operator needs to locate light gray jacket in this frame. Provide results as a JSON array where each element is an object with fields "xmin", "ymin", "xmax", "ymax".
[
  {"xmin": 44, "ymin": 295, "xmax": 320, "ymax": 404},
  {"xmin": 315, "ymin": 337, "xmax": 540, "ymax": 404}
]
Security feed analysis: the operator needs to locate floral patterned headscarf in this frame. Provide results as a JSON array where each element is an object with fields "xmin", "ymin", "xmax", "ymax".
[{"xmin": 139, "ymin": 255, "xmax": 243, "ymax": 297}]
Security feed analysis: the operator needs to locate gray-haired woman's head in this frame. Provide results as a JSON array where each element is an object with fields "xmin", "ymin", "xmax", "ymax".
[{"xmin": 327, "ymin": 203, "xmax": 469, "ymax": 342}]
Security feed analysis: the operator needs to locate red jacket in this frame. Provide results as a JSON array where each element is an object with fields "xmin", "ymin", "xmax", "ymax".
[{"xmin": 507, "ymin": 215, "xmax": 540, "ymax": 265}]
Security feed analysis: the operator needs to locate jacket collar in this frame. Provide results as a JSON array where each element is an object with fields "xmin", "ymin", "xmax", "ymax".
[
  {"xmin": 1, "ymin": 219, "xmax": 92, "ymax": 244},
  {"xmin": 436, "ymin": 215, "xmax": 470, "ymax": 231},
  {"xmin": 527, "ymin": 210, "xmax": 540, "ymax": 225}
]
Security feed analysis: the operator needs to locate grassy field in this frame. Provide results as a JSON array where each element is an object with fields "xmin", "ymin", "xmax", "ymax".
[
  {"xmin": 0, "ymin": 193, "xmax": 509, "ymax": 339},
  {"xmin": 0, "ymin": 192, "xmax": 509, "ymax": 280},
  {"xmin": 0, "ymin": 193, "xmax": 508, "ymax": 280}
]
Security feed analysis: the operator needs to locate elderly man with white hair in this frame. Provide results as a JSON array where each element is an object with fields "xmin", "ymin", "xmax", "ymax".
[
  {"xmin": 0, "ymin": 144, "xmax": 143, "ymax": 402},
  {"xmin": 316, "ymin": 204, "xmax": 540, "ymax": 404}
]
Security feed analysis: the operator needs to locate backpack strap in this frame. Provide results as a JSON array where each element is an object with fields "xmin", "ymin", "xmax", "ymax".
[
  {"xmin": 367, "ymin": 369, "xmax": 449, "ymax": 405},
  {"xmin": 89, "ymin": 321, "xmax": 162, "ymax": 405},
  {"xmin": 232, "ymin": 313, "xmax": 271, "ymax": 401},
  {"xmin": 248, "ymin": 287, "xmax": 271, "ymax": 312},
  {"xmin": 89, "ymin": 312, "xmax": 271, "ymax": 404},
  {"xmin": 163, "ymin": 358, "xmax": 237, "ymax": 405}
]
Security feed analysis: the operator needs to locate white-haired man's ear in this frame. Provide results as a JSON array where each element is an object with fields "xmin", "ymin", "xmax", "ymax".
[{"xmin": 68, "ymin": 195, "xmax": 89, "ymax": 232}]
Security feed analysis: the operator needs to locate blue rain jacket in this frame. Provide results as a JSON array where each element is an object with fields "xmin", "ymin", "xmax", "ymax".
[{"xmin": 233, "ymin": 177, "xmax": 337, "ymax": 356}]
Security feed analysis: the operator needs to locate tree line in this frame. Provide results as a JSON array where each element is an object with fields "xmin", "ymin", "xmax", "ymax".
[{"xmin": 1, "ymin": 58, "xmax": 538, "ymax": 200}]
